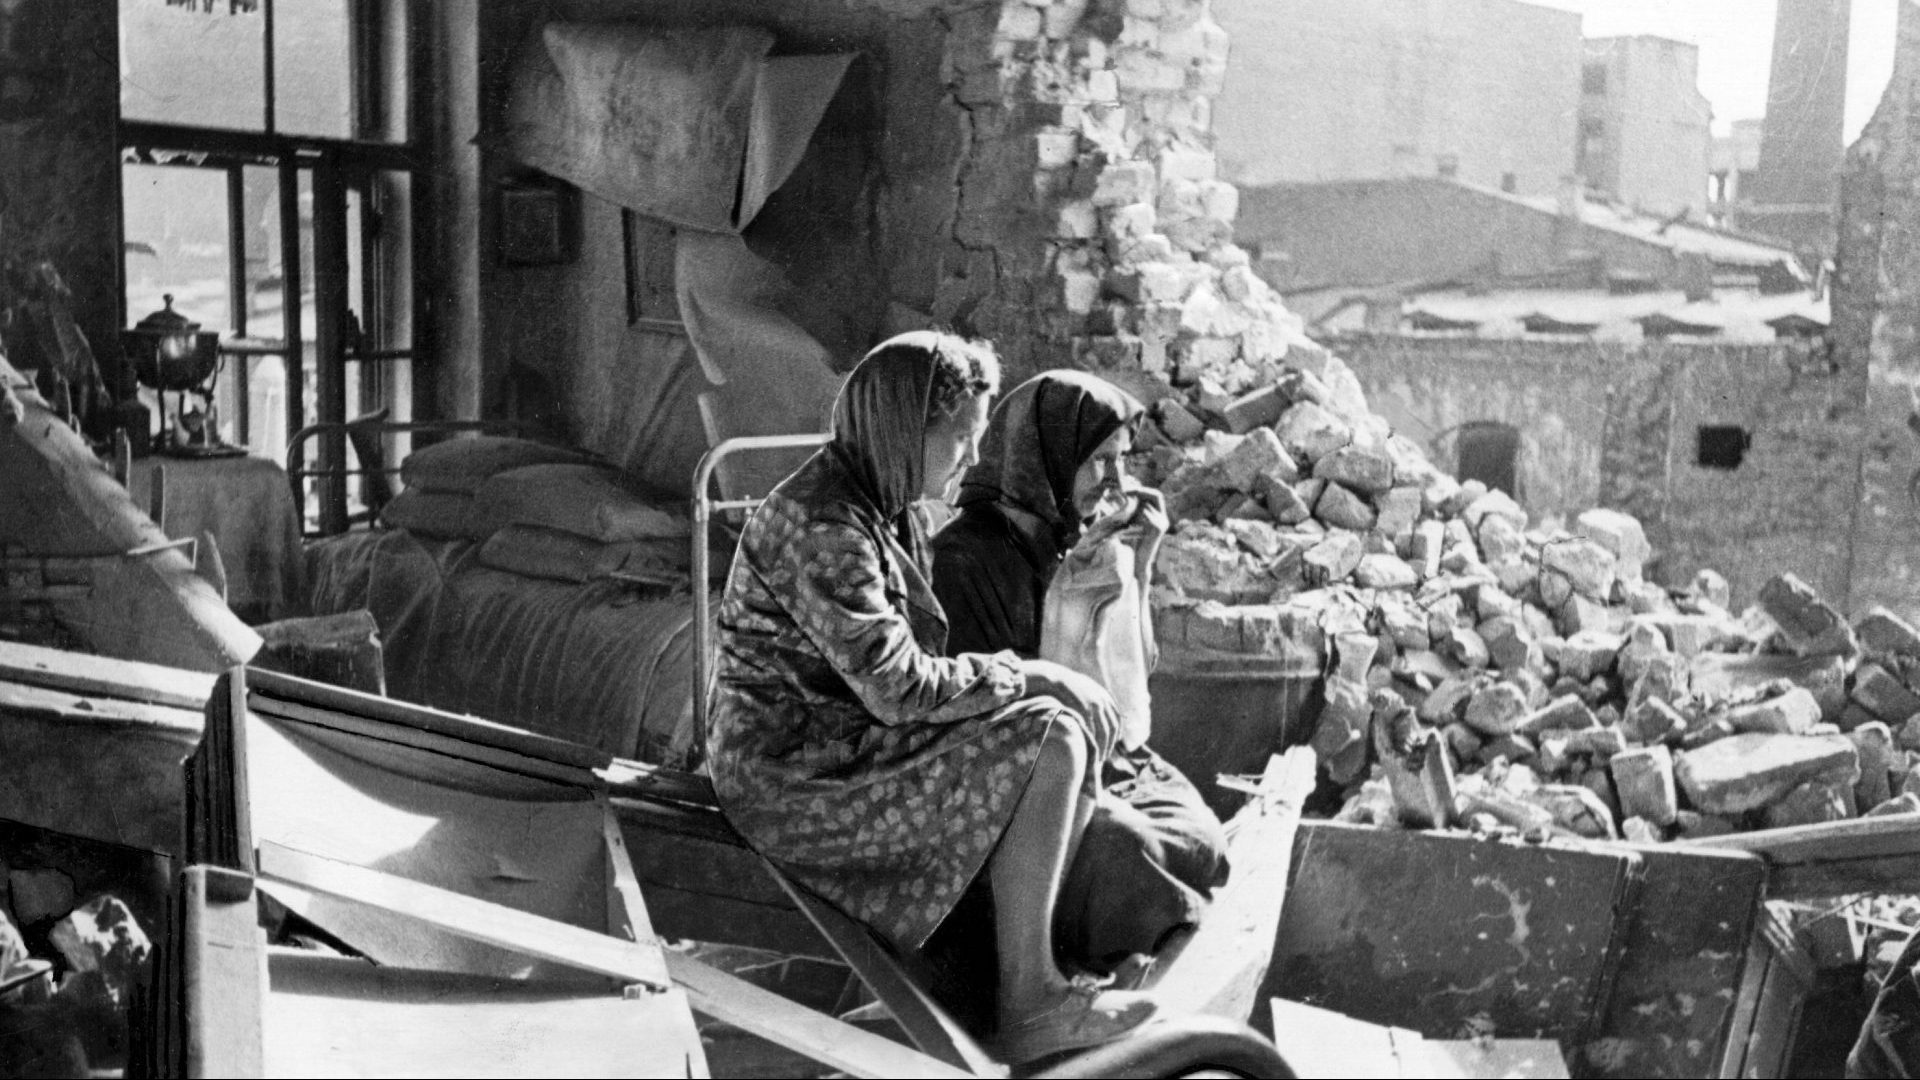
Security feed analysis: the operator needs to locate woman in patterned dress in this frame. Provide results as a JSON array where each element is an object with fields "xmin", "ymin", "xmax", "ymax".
[{"xmin": 706, "ymin": 332, "xmax": 1162, "ymax": 1062}]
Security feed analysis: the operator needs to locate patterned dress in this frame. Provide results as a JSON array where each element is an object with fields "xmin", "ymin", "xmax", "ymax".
[{"xmin": 706, "ymin": 447, "xmax": 1073, "ymax": 950}]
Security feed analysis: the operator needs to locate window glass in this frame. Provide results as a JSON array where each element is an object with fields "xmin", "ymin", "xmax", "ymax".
[
  {"xmin": 119, "ymin": 0, "xmax": 266, "ymax": 130},
  {"xmin": 121, "ymin": 162, "xmax": 233, "ymax": 332},
  {"xmin": 273, "ymin": 0, "xmax": 354, "ymax": 139}
]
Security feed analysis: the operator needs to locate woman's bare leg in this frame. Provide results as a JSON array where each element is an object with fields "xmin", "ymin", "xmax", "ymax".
[{"xmin": 990, "ymin": 719, "xmax": 1094, "ymax": 1020}]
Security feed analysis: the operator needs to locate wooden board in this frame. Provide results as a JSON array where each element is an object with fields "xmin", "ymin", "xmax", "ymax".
[
  {"xmin": 0, "ymin": 639, "xmax": 216, "ymax": 710},
  {"xmin": 1266, "ymin": 823, "xmax": 1643, "ymax": 1043},
  {"xmin": 1270, "ymin": 998, "xmax": 1572, "ymax": 1079},
  {"xmin": 1572, "ymin": 844, "xmax": 1766, "ymax": 1078},
  {"xmin": 1146, "ymin": 746, "xmax": 1315, "ymax": 1022},
  {"xmin": 262, "ymin": 952, "xmax": 703, "ymax": 1079},
  {"xmin": 1683, "ymin": 814, "xmax": 1920, "ymax": 898}
]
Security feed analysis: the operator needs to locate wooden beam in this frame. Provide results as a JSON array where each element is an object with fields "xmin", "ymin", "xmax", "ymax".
[
  {"xmin": 1145, "ymin": 745, "xmax": 1316, "ymax": 1022},
  {"xmin": 0, "ymin": 639, "xmax": 215, "ymax": 710},
  {"xmin": 255, "ymin": 841, "xmax": 671, "ymax": 991},
  {"xmin": 665, "ymin": 949, "xmax": 981, "ymax": 1080},
  {"xmin": 182, "ymin": 866, "xmax": 266, "ymax": 1078}
]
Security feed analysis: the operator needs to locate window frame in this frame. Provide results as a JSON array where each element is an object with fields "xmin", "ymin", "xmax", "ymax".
[{"xmin": 116, "ymin": 0, "xmax": 429, "ymax": 535}]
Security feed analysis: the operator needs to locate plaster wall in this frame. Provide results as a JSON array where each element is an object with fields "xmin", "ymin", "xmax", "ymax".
[{"xmin": 1579, "ymin": 36, "xmax": 1712, "ymax": 216}]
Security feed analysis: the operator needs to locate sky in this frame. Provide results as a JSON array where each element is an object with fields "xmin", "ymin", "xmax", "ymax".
[{"xmin": 1526, "ymin": 0, "xmax": 1900, "ymax": 141}]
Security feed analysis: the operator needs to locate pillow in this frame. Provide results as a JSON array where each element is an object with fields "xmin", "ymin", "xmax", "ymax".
[
  {"xmin": 472, "ymin": 464, "xmax": 690, "ymax": 543},
  {"xmin": 378, "ymin": 489, "xmax": 487, "ymax": 540},
  {"xmin": 477, "ymin": 525, "xmax": 688, "ymax": 584},
  {"xmin": 399, "ymin": 436, "xmax": 600, "ymax": 495}
]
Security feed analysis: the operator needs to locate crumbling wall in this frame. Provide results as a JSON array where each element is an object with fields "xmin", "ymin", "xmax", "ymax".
[
  {"xmin": 931, "ymin": 0, "xmax": 1314, "ymax": 387},
  {"xmin": 1834, "ymin": 0, "xmax": 1920, "ymax": 621},
  {"xmin": 1330, "ymin": 333, "xmax": 1867, "ymax": 612}
]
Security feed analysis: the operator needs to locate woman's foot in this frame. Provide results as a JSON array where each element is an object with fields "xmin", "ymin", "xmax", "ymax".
[{"xmin": 992, "ymin": 979, "xmax": 1161, "ymax": 1065}]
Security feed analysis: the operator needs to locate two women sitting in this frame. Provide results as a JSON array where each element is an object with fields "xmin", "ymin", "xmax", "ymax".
[{"xmin": 705, "ymin": 332, "xmax": 1227, "ymax": 1065}]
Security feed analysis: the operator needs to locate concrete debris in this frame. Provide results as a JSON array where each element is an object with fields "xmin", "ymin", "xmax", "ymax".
[{"xmin": 1143, "ymin": 338, "xmax": 1920, "ymax": 844}]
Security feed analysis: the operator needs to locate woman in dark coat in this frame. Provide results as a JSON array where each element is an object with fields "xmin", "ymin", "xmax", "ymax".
[
  {"xmin": 707, "ymin": 334, "xmax": 1161, "ymax": 1063},
  {"xmin": 930, "ymin": 370, "xmax": 1230, "ymax": 976}
]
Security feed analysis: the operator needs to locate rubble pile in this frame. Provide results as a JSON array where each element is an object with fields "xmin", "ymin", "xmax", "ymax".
[{"xmin": 1133, "ymin": 343, "xmax": 1920, "ymax": 843}]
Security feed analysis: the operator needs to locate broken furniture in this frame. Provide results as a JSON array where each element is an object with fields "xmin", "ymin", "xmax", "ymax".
[
  {"xmin": 1262, "ymin": 820, "xmax": 1812, "ymax": 1079},
  {"xmin": 147, "ymin": 664, "xmax": 708, "ymax": 1077}
]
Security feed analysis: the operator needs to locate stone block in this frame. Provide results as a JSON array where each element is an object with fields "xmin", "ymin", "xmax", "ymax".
[
  {"xmin": 1623, "ymin": 696, "xmax": 1689, "ymax": 746},
  {"xmin": 1219, "ymin": 384, "xmax": 1285, "ymax": 434},
  {"xmin": 1557, "ymin": 630, "xmax": 1624, "ymax": 681},
  {"xmin": 1257, "ymin": 474, "xmax": 1311, "ymax": 524},
  {"xmin": 1762, "ymin": 778, "xmax": 1856, "ymax": 829},
  {"xmin": 1354, "ymin": 553, "xmax": 1417, "ymax": 591},
  {"xmin": 1464, "ymin": 682, "xmax": 1530, "ymax": 737},
  {"xmin": 1313, "ymin": 444, "xmax": 1395, "ymax": 494},
  {"xmin": 1462, "ymin": 489, "xmax": 1527, "ymax": 533},
  {"xmin": 1156, "ymin": 528, "xmax": 1271, "ymax": 602},
  {"xmin": 1555, "ymin": 593, "xmax": 1613, "ymax": 638},
  {"xmin": 1426, "ymin": 593, "xmax": 1464, "ymax": 642},
  {"xmin": 1476, "ymin": 514, "xmax": 1525, "ymax": 564},
  {"xmin": 1690, "ymin": 568, "xmax": 1731, "ymax": 609},
  {"xmin": 1690, "ymin": 652, "xmax": 1848, "ymax": 721},
  {"xmin": 1540, "ymin": 537, "xmax": 1617, "ymax": 601},
  {"xmin": 1611, "ymin": 745, "xmax": 1678, "ymax": 826},
  {"xmin": 1574, "ymin": 509, "xmax": 1651, "ymax": 582},
  {"xmin": 1616, "ymin": 622, "xmax": 1671, "ymax": 687},
  {"xmin": 1213, "ymin": 427, "xmax": 1290, "ymax": 492},
  {"xmin": 1409, "ymin": 520, "xmax": 1445, "ymax": 579},
  {"xmin": 1531, "ymin": 783, "xmax": 1617, "ymax": 839},
  {"xmin": 1625, "ymin": 580, "xmax": 1675, "ymax": 615},
  {"xmin": 1302, "ymin": 531, "xmax": 1363, "ymax": 586},
  {"xmin": 1221, "ymin": 518, "xmax": 1286, "ymax": 558},
  {"xmin": 1758, "ymin": 573, "xmax": 1858, "ymax": 658},
  {"xmin": 1373, "ymin": 486, "xmax": 1423, "ymax": 544},
  {"xmin": 1850, "ymin": 722, "xmax": 1895, "ymax": 811},
  {"xmin": 1273, "ymin": 401, "xmax": 1351, "ymax": 464},
  {"xmin": 1446, "ymin": 626, "xmax": 1490, "ymax": 669},
  {"xmin": 1565, "ymin": 726, "xmax": 1626, "ymax": 760},
  {"xmin": 1728, "ymin": 688, "xmax": 1823, "ymax": 735},
  {"xmin": 1155, "ymin": 398, "xmax": 1206, "ymax": 441},
  {"xmin": 1674, "ymin": 733, "xmax": 1859, "ymax": 815},
  {"xmin": 1853, "ymin": 661, "xmax": 1920, "ymax": 723},
  {"xmin": 1857, "ymin": 606, "xmax": 1920, "ymax": 660},
  {"xmin": 1518, "ymin": 694, "xmax": 1597, "ymax": 736},
  {"xmin": 1315, "ymin": 482, "xmax": 1376, "ymax": 531},
  {"xmin": 1480, "ymin": 616, "xmax": 1540, "ymax": 672},
  {"xmin": 1092, "ymin": 160, "xmax": 1157, "ymax": 206}
]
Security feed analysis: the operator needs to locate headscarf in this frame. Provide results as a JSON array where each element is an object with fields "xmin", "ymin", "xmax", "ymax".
[
  {"xmin": 828, "ymin": 333, "xmax": 942, "ymax": 523},
  {"xmin": 956, "ymin": 370, "xmax": 1144, "ymax": 551}
]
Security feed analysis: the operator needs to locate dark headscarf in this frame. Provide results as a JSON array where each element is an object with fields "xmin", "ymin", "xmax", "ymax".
[
  {"xmin": 956, "ymin": 370, "xmax": 1145, "ymax": 551},
  {"xmin": 829, "ymin": 333, "xmax": 941, "ymax": 522}
]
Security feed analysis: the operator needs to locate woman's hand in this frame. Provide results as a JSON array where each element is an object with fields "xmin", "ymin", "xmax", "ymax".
[
  {"xmin": 1126, "ymin": 484, "xmax": 1169, "ymax": 551},
  {"xmin": 1021, "ymin": 659, "xmax": 1123, "ymax": 758}
]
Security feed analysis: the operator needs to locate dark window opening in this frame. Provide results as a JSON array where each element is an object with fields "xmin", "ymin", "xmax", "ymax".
[
  {"xmin": 1697, "ymin": 425, "xmax": 1751, "ymax": 469},
  {"xmin": 1500, "ymin": 172, "xmax": 1517, "ymax": 193},
  {"xmin": 1457, "ymin": 421, "xmax": 1520, "ymax": 498}
]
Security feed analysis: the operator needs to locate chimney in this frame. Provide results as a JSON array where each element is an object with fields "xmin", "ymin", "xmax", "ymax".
[{"xmin": 1752, "ymin": 0, "xmax": 1850, "ymax": 207}]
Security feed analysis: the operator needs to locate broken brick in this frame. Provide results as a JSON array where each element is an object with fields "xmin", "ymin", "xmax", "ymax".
[
  {"xmin": 1758, "ymin": 573, "xmax": 1858, "ymax": 658},
  {"xmin": 1728, "ymin": 688, "xmax": 1823, "ymax": 735},
  {"xmin": 1273, "ymin": 401, "xmax": 1351, "ymax": 465},
  {"xmin": 1464, "ymin": 682, "xmax": 1530, "ymax": 737},
  {"xmin": 1674, "ymin": 733, "xmax": 1859, "ymax": 815},
  {"xmin": 1313, "ymin": 444, "xmax": 1395, "ymax": 494},
  {"xmin": 1314, "ymin": 482, "xmax": 1376, "ymax": 531},
  {"xmin": 1612, "ymin": 745, "xmax": 1679, "ymax": 826}
]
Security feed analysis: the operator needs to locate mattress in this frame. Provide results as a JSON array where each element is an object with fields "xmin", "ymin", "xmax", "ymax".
[{"xmin": 306, "ymin": 530, "xmax": 702, "ymax": 768}]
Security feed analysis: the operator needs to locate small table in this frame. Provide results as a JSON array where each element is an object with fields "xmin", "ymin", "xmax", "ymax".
[{"xmin": 128, "ymin": 453, "xmax": 306, "ymax": 624}]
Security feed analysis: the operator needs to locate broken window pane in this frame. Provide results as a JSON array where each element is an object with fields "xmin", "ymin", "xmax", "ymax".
[
  {"xmin": 1697, "ymin": 426, "xmax": 1752, "ymax": 470},
  {"xmin": 273, "ymin": 0, "xmax": 353, "ymax": 139},
  {"xmin": 119, "ymin": 0, "xmax": 266, "ymax": 131}
]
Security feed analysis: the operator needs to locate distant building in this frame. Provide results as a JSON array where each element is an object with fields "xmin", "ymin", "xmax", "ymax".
[
  {"xmin": 1210, "ymin": 0, "xmax": 1582, "ymax": 199},
  {"xmin": 1236, "ymin": 175, "xmax": 1805, "ymax": 297},
  {"xmin": 1576, "ymin": 36, "xmax": 1713, "ymax": 215},
  {"xmin": 1708, "ymin": 118, "xmax": 1764, "ymax": 226}
]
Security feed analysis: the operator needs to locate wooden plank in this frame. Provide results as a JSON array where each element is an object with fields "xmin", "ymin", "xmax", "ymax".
[
  {"xmin": 643, "ymin": 886, "xmax": 841, "ymax": 961},
  {"xmin": 1764, "ymin": 853, "xmax": 1920, "ymax": 898},
  {"xmin": 245, "ymin": 665, "xmax": 613, "ymax": 770},
  {"xmin": 256, "ymin": 840, "xmax": 672, "ymax": 990},
  {"xmin": 1145, "ymin": 745, "xmax": 1316, "ymax": 1021},
  {"xmin": 0, "ymin": 678, "xmax": 202, "ymax": 731},
  {"xmin": 251, "ymin": 694, "xmax": 604, "ymax": 790},
  {"xmin": 766, "ymin": 857, "xmax": 1002, "ymax": 1076},
  {"xmin": 601, "ymin": 797, "xmax": 653, "ymax": 947},
  {"xmin": 0, "ymin": 639, "xmax": 215, "ymax": 710},
  {"xmin": 1269, "ymin": 997, "xmax": 1422, "ymax": 1078},
  {"xmin": 1425, "ymin": 1039, "xmax": 1572, "ymax": 1079},
  {"xmin": 182, "ymin": 865, "xmax": 266, "ymax": 1078},
  {"xmin": 1681, "ymin": 813, "xmax": 1920, "ymax": 863},
  {"xmin": 666, "ymin": 950, "xmax": 983, "ymax": 1080}
]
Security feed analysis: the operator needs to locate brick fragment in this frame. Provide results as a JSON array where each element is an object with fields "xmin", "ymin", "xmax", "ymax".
[
  {"xmin": 1761, "ymin": 778, "xmax": 1856, "ymax": 828},
  {"xmin": 1464, "ymin": 682, "xmax": 1529, "ymax": 737},
  {"xmin": 1313, "ymin": 444, "xmax": 1395, "ymax": 494},
  {"xmin": 1273, "ymin": 401, "xmax": 1351, "ymax": 465},
  {"xmin": 1728, "ymin": 688, "xmax": 1823, "ymax": 735},
  {"xmin": 1857, "ymin": 606, "xmax": 1920, "ymax": 660},
  {"xmin": 1757, "ymin": 572, "xmax": 1858, "ymax": 658},
  {"xmin": 1850, "ymin": 722, "xmax": 1895, "ymax": 812},
  {"xmin": 1354, "ymin": 553, "xmax": 1417, "ymax": 591},
  {"xmin": 1611, "ymin": 745, "xmax": 1678, "ymax": 826},
  {"xmin": 1302, "ymin": 531, "xmax": 1362, "ymax": 586},
  {"xmin": 1853, "ymin": 662, "xmax": 1920, "ymax": 723},
  {"xmin": 1315, "ymin": 483, "xmax": 1376, "ymax": 531},
  {"xmin": 1540, "ymin": 537, "xmax": 1618, "ymax": 601},
  {"xmin": 1517, "ymin": 694, "xmax": 1597, "ymax": 737},
  {"xmin": 1574, "ymin": 509, "xmax": 1651, "ymax": 582}
]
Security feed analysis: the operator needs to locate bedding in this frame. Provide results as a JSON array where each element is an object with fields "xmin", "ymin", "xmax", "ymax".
[{"xmin": 307, "ymin": 529, "xmax": 702, "ymax": 769}]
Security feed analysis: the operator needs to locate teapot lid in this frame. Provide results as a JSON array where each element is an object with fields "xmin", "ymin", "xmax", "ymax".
[{"xmin": 132, "ymin": 294, "xmax": 199, "ymax": 334}]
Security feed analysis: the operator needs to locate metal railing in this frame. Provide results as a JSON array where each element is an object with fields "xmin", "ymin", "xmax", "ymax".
[{"xmin": 690, "ymin": 433, "xmax": 832, "ymax": 737}]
